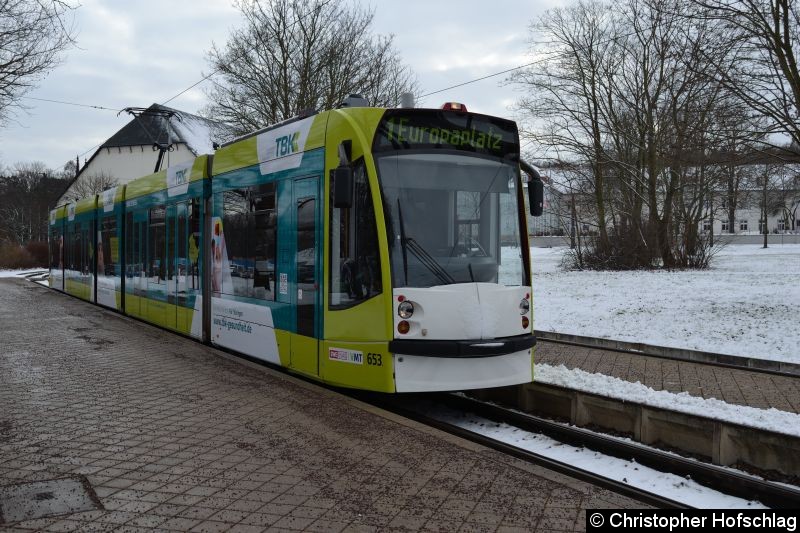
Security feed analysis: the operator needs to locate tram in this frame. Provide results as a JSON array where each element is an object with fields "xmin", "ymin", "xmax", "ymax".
[{"xmin": 49, "ymin": 99, "xmax": 544, "ymax": 393}]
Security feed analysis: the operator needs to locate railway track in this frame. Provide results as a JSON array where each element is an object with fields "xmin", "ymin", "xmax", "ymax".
[{"xmin": 363, "ymin": 391, "xmax": 800, "ymax": 510}]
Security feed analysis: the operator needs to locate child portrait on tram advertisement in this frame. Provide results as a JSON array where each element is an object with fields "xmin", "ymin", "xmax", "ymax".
[{"xmin": 211, "ymin": 217, "xmax": 232, "ymax": 293}]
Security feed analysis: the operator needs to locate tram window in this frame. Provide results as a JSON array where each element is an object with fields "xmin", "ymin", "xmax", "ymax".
[
  {"xmin": 177, "ymin": 205, "xmax": 187, "ymax": 277},
  {"xmin": 149, "ymin": 206, "xmax": 166, "ymax": 282},
  {"xmin": 220, "ymin": 183, "xmax": 277, "ymax": 300},
  {"xmin": 100, "ymin": 216, "xmax": 117, "ymax": 276},
  {"xmin": 72, "ymin": 227, "xmax": 81, "ymax": 273},
  {"xmin": 188, "ymin": 199, "xmax": 201, "ymax": 289},
  {"xmin": 125, "ymin": 212, "xmax": 135, "ymax": 279},
  {"xmin": 329, "ymin": 158, "xmax": 382, "ymax": 308},
  {"xmin": 84, "ymin": 225, "xmax": 91, "ymax": 276},
  {"xmin": 50, "ymin": 228, "xmax": 61, "ymax": 269},
  {"xmin": 167, "ymin": 207, "xmax": 176, "ymax": 282}
]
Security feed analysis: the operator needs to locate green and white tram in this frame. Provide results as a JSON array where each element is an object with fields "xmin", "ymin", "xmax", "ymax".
[{"xmin": 49, "ymin": 100, "xmax": 544, "ymax": 393}]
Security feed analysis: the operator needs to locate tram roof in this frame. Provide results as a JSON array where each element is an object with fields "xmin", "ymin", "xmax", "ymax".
[{"xmin": 124, "ymin": 155, "xmax": 209, "ymax": 201}]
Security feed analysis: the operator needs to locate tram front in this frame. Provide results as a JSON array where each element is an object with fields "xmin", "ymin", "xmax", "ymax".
[{"xmin": 372, "ymin": 107, "xmax": 538, "ymax": 392}]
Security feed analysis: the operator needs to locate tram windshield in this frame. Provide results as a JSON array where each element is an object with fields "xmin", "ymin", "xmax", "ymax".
[{"xmin": 376, "ymin": 152, "xmax": 526, "ymax": 289}]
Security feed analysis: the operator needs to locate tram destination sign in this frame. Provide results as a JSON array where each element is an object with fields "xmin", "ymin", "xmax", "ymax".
[{"xmin": 374, "ymin": 109, "xmax": 518, "ymax": 158}]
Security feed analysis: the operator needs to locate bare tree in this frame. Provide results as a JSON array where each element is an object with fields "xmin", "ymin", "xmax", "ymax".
[
  {"xmin": 65, "ymin": 171, "xmax": 118, "ymax": 203},
  {"xmin": 512, "ymin": 0, "xmax": 757, "ymax": 269},
  {"xmin": 204, "ymin": 0, "xmax": 418, "ymax": 134},
  {"xmin": 0, "ymin": 0, "xmax": 77, "ymax": 124},
  {"xmin": 0, "ymin": 161, "xmax": 65, "ymax": 244},
  {"xmin": 690, "ymin": 0, "xmax": 800, "ymax": 150},
  {"xmin": 511, "ymin": 0, "xmax": 618, "ymax": 253}
]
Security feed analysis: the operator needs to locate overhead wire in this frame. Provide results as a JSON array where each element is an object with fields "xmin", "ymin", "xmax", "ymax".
[{"xmin": 22, "ymin": 96, "xmax": 120, "ymax": 112}]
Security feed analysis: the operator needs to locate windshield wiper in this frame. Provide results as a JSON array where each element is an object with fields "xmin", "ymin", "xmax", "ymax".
[
  {"xmin": 396, "ymin": 199, "xmax": 409, "ymax": 286},
  {"xmin": 396, "ymin": 198, "xmax": 457, "ymax": 286},
  {"xmin": 404, "ymin": 237, "xmax": 456, "ymax": 286}
]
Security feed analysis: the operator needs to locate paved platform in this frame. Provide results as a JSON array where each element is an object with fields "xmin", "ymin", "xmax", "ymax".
[
  {"xmin": 537, "ymin": 341, "xmax": 800, "ymax": 414},
  {"xmin": 0, "ymin": 279, "xmax": 642, "ymax": 532}
]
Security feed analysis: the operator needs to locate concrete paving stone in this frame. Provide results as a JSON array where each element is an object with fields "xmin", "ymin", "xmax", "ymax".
[
  {"xmin": 178, "ymin": 506, "xmax": 221, "ymax": 521},
  {"xmin": 270, "ymin": 493, "xmax": 309, "ymax": 507},
  {"xmin": 457, "ymin": 522, "xmax": 496, "ymax": 533},
  {"xmin": 388, "ymin": 514, "xmax": 428, "ymax": 530},
  {"xmin": 148, "ymin": 503, "xmax": 189, "ymax": 516},
  {"xmin": 495, "ymin": 526, "xmax": 532, "ymax": 533},
  {"xmin": 256, "ymin": 502, "xmax": 297, "ymax": 516},
  {"xmin": 42, "ymin": 519, "xmax": 83, "ymax": 532},
  {"xmin": 93, "ymin": 511, "xmax": 139, "ymax": 524},
  {"xmin": 238, "ymin": 512, "xmax": 283, "ymax": 527},
  {"xmin": 207, "ymin": 508, "xmax": 250, "ymax": 523},
  {"xmin": 304, "ymin": 519, "xmax": 349, "ymax": 533},
  {"xmin": 271, "ymin": 514, "xmax": 317, "ymax": 530},
  {"xmin": 224, "ymin": 524, "xmax": 266, "ymax": 533},
  {"xmin": 188, "ymin": 520, "xmax": 232, "ymax": 533},
  {"xmin": 125, "ymin": 513, "xmax": 170, "ymax": 528},
  {"xmin": 8, "ymin": 517, "xmax": 58, "ymax": 530},
  {"xmin": 95, "ymin": 498, "xmax": 129, "ymax": 511},
  {"xmin": 538, "ymin": 516, "xmax": 578, "ymax": 531},
  {"xmin": 422, "ymin": 519, "xmax": 463, "ymax": 532},
  {"xmin": 222, "ymin": 499, "xmax": 267, "ymax": 513},
  {"xmin": 242, "ymin": 490, "xmax": 281, "ymax": 504},
  {"xmin": 114, "ymin": 525, "xmax": 158, "ymax": 533},
  {"xmin": 115, "ymin": 499, "xmax": 161, "ymax": 513},
  {"xmin": 157, "ymin": 516, "xmax": 204, "ymax": 531},
  {"xmin": 435, "ymin": 507, "xmax": 474, "ymax": 522},
  {"xmin": 185, "ymin": 485, "xmax": 222, "ymax": 497}
]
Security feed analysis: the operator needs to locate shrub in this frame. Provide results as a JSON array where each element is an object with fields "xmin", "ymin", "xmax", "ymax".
[
  {"xmin": 25, "ymin": 240, "xmax": 49, "ymax": 267},
  {"xmin": 0, "ymin": 241, "xmax": 37, "ymax": 269}
]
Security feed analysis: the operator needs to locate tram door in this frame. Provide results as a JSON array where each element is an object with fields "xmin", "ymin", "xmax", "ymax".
[{"xmin": 291, "ymin": 177, "xmax": 320, "ymax": 376}]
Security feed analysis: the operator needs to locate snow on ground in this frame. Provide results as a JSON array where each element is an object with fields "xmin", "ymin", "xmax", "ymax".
[
  {"xmin": 531, "ymin": 244, "xmax": 800, "ymax": 363},
  {"xmin": 432, "ymin": 403, "xmax": 767, "ymax": 509},
  {"xmin": 537, "ymin": 363, "xmax": 800, "ymax": 437},
  {"xmin": 0, "ymin": 269, "xmax": 47, "ymax": 278}
]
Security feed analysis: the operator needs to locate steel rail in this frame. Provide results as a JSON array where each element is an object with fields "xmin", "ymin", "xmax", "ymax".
[{"xmin": 433, "ymin": 392, "xmax": 800, "ymax": 509}]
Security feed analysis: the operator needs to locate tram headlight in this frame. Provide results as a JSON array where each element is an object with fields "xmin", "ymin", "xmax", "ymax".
[
  {"xmin": 519, "ymin": 298, "xmax": 530, "ymax": 315},
  {"xmin": 398, "ymin": 301, "xmax": 414, "ymax": 319}
]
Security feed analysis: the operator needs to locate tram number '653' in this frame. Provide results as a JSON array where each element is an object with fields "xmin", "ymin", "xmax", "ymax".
[{"xmin": 367, "ymin": 353, "xmax": 383, "ymax": 366}]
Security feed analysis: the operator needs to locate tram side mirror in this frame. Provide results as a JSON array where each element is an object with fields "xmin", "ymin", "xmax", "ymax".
[
  {"xmin": 528, "ymin": 177, "xmax": 544, "ymax": 217},
  {"xmin": 333, "ymin": 165, "xmax": 354, "ymax": 209},
  {"xmin": 520, "ymin": 159, "xmax": 544, "ymax": 217}
]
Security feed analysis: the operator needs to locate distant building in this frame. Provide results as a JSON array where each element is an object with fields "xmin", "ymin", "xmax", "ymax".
[
  {"xmin": 58, "ymin": 104, "xmax": 232, "ymax": 205},
  {"xmin": 703, "ymin": 167, "xmax": 800, "ymax": 235},
  {"xmin": 529, "ymin": 160, "xmax": 800, "ymax": 240}
]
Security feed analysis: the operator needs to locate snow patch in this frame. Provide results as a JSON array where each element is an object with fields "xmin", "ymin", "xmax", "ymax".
[{"xmin": 532, "ymin": 244, "xmax": 800, "ymax": 363}]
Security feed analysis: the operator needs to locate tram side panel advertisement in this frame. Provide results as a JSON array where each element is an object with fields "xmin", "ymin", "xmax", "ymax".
[{"xmin": 208, "ymin": 216, "xmax": 281, "ymax": 364}]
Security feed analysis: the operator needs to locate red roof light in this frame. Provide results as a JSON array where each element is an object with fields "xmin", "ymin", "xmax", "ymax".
[{"xmin": 441, "ymin": 102, "xmax": 468, "ymax": 112}]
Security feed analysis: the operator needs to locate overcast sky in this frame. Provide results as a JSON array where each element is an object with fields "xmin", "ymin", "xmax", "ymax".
[{"xmin": 0, "ymin": 0, "xmax": 563, "ymax": 171}]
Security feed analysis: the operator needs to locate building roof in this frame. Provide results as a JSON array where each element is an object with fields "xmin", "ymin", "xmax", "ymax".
[
  {"xmin": 57, "ymin": 104, "xmax": 233, "ymax": 204},
  {"xmin": 103, "ymin": 103, "xmax": 231, "ymax": 154}
]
